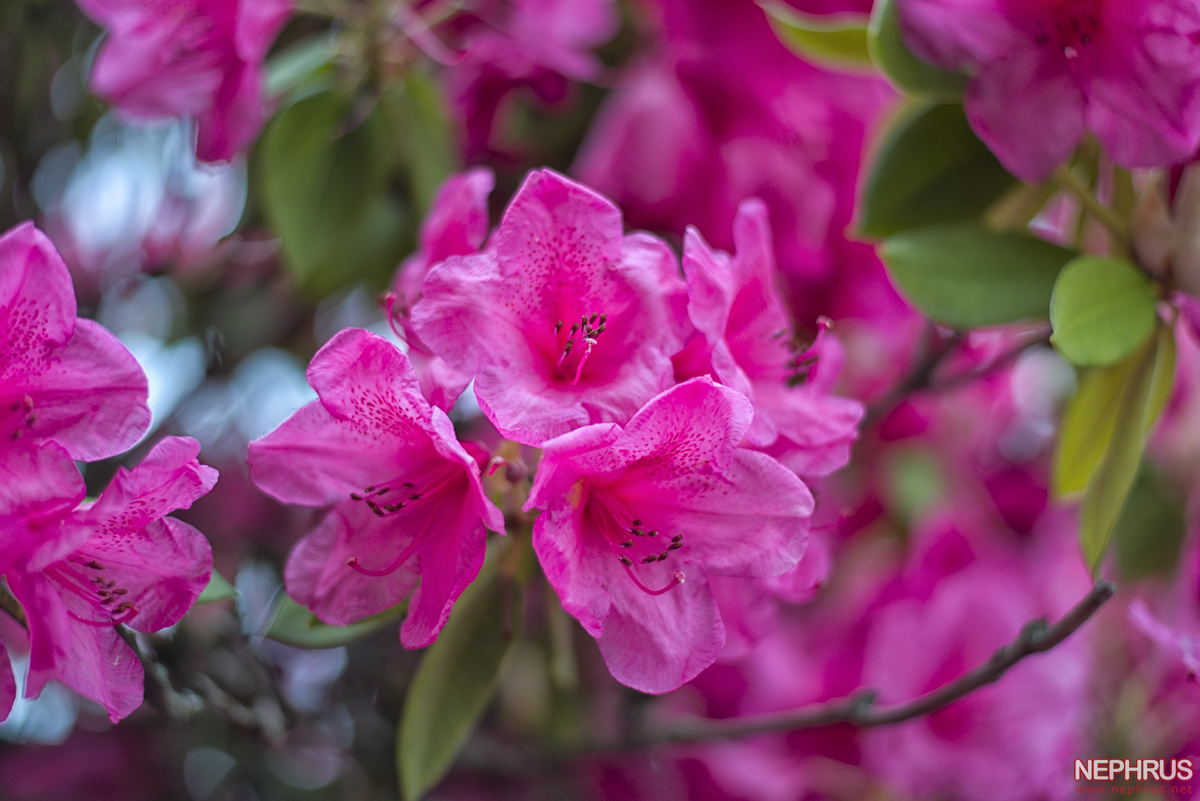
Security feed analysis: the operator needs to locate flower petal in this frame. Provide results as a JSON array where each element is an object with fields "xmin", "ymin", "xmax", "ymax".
[{"xmin": 423, "ymin": 167, "xmax": 495, "ymax": 264}]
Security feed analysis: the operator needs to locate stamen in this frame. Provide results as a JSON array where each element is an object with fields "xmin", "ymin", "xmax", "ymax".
[
  {"xmin": 346, "ymin": 535, "xmax": 422, "ymax": 577},
  {"xmin": 621, "ymin": 566, "xmax": 685, "ymax": 596},
  {"xmin": 570, "ymin": 338, "xmax": 596, "ymax": 385}
]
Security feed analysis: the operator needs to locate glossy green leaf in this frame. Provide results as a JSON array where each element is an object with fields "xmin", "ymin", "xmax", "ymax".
[
  {"xmin": 259, "ymin": 90, "xmax": 409, "ymax": 294},
  {"xmin": 760, "ymin": 0, "xmax": 872, "ymax": 69},
  {"xmin": 860, "ymin": 102, "xmax": 1016, "ymax": 237},
  {"xmin": 1050, "ymin": 256, "xmax": 1158, "ymax": 367},
  {"xmin": 880, "ymin": 222, "xmax": 1076, "ymax": 328},
  {"xmin": 266, "ymin": 34, "xmax": 335, "ymax": 98},
  {"xmin": 1115, "ymin": 465, "xmax": 1186, "ymax": 581},
  {"xmin": 197, "ymin": 571, "xmax": 236, "ymax": 604},
  {"xmin": 267, "ymin": 592, "xmax": 406, "ymax": 649},
  {"xmin": 383, "ymin": 73, "xmax": 460, "ymax": 216},
  {"xmin": 1079, "ymin": 328, "xmax": 1163, "ymax": 576},
  {"xmin": 398, "ymin": 557, "xmax": 524, "ymax": 801},
  {"xmin": 866, "ymin": 0, "xmax": 967, "ymax": 100}
]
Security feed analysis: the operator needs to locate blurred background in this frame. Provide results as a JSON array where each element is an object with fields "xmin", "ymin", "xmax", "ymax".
[{"xmin": 1, "ymin": 0, "xmax": 1198, "ymax": 799}]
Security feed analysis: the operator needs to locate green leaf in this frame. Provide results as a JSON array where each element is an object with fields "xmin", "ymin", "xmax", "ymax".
[
  {"xmin": 259, "ymin": 90, "xmax": 410, "ymax": 294},
  {"xmin": 860, "ymin": 102, "xmax": 1016, "ymax": 238},
  {"xmin": 1079, "ymin": 327, "xmax": 1164, "ymax": 576},
  {"xmin": 266, "ymin": 34, "xmax": 335, "ymax": 98},
  {"xmin": 383, "ymin": 73, "xmax": 460, "ymax": 216},
  {"xmin": 398, "ymin": 554, "xmax": 524, "ymax": 801},
  {"xmin": 197, "ymin": 571, "xmax": 236, "ymax": 604},
  {"xmin": 866, "ymin": 0, "xmax": 967, "ymax": 100},
  {"xmin": 1050, "ymin": 256, "xmax": 1158, "ymax": 367},
  {"xmin": 880, "ymin": 222, "xmax": 1076, "ymax": 328},
  {"xmin": 267, "ymin": 592, "xmax": 406, "ymax": 649},
  {"xmin": 1115, "ymin": 465, "xmax": 1186, "ymax": 581},
  {"xmin": 759, "ymin": 0, "xmax": 873, "ymax": 70}
]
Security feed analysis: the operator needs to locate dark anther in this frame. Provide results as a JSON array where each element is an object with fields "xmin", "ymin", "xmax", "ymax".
[
  {"xmin": 409, "ymin": 493, "xmax": 421, "ymax": 500},
  {"xmin": 672, "ymin": 534, "xmax": 683, "ymax": 542},
  {"xmin": 372, "ymin": 507, "xmax": 385, "ymax": 517},
  {"xmin": 555, "ymin": 320, "xmax": 563, "ymax": 334},
  {"xmin": 619, "ymin": 556, "xmax": 633, "ymax": 566},
  {"xmin": 403, "ymin": 482, "xmax": 415, "ymax": 488},
  {"xmin": 631, "ymin": 528, "xmax": 644, "ymax": 536},
  {"xmin": 589, "ymin": 313, "xmax": 598, "ymax": 324},
  {"xmin": 621, "ymin": 541, "xmax": 633, "ymax": 548},
  {"xmin": 657, "ymin": 553, "xmax": 668, "ymax": 561},
  {"xmin": 632, "ymin": 519, "xmax": 642, "ymax": 526},
  {"xmin": 648, "ymin": 530, "xmax": 658, "ymax": 538},
  {"xmin": 669, "ymin": 542, "xmax": 683, "ymax": 551},
  {"xmin": 88, "ymin": 561, "xmax": 106, "ymax": 570},
  {"xmin": 112, "ymin": 588, "xmax": 128, "ymax": 595},
  {"xmin": 366, "ymin": 486, "xmax": 376, "ymax": 492},
  {"xmin": 351, "ymin": 493, "xmax": 363, "ymax": 500},
  {"xmin": 385, "ymin": 504, "xmax": 399, "ymax": 512},
  {"xmin": 642, "ymin": 555, "xmax": 657, "ymax": 563},
  {"xmin": 375, "ymin": 487, "xmax": 389, "ymax": 495}
]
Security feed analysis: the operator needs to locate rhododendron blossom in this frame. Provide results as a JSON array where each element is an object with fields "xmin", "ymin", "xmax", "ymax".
[
  {"xmin": 248, "ymin": 329, "xmax": 506, "ymax": 648},
  {"xmin": 2, "ymin": 436, "xmax": 216, "ymax": 722},
  {"xmin": 0, "ymin": 222, "xmax": 149, "ymax": 464},
  {"xmin": 525, "ymin": 376, "xmax": 813, "ymax": 693},
  {"xmin": 677, "ymin": 199, "xmax": 864, "ymax": 477},
  {"xmin": 388, "ymin": 167, "xmax": 495, "ymax": 412},
  {"xmin": 413, "ymin": 168, "xmax": 687, "ymax": 445},
  {"xmin": 897, "ymin": 0, "xmax": 1200, "ymax": 180},
  {"xmin": 77, "ymin": 0, "xmax": 293, "ymax": 162}
]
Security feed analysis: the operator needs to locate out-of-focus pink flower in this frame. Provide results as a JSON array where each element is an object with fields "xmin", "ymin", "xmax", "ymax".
[
  {"xmin": 525, "ymin": 376, "xmax": 813, "ymax": 693},
  {"xmin": 897, "ymin": 0, "xmax": 1200, "ymax": 180},
  {"xmin": 413, "ymin": 168, "xmax": 688, "ymax": 445},
  {"xmin": 2, "ymin": 436, "xmax": 216, "ymax": 722},
  {"xmin": 0, "ymin": 222, "xmax": 149, "ymax": 462},
  {"xmin": 247, "ymin": 329, "xmax": 506, "ymax": 648},
  {"xmin": 442, "ymin": 0, "xmax": 618, "ymax": 158},
  {"xmin": 78, "ymin": 0, "xmax": 293, "ymax": 163},
  {"xmin": 679, "ymin": 199, "xmax": 863, "ymax": 476},
  {"xmin": 859, "ymin": 552, "xmax": 1088, "ymax": 800},
  {"xmin": 389, "ymin": 168, "xmax": 495, "ymax": 412}
]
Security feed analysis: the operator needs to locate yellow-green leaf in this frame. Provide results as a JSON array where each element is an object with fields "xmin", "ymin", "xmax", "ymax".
[
  {"xmin": 266, "ymin": 592, "xmax": 406, "ymax": 649},
  {"xmin": 760, "ymin": 0, "xmax": 872, "ymax": 70},
  {"xmin": 196, "ymin": 571, "xmax": 236, "ymax": 604},
  {"xmin": 1049, "ymin": 256, "xmax": 1158, "ymax": 367},
  {"xmin": 1079, "ymin": 328, "xmax": 1162, "ymax": 576}
]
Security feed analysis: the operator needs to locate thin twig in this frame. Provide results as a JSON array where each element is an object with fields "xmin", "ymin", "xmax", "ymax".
[
  {"xmin": 0, "ymin": 584, "xmax": 26, "ymax": 628},
  {"xmin": 1053, "ymin": 165, "xmax": 1129, "ymax": 249},
  {"xmin": 631, "ymin": 581, "xmax": 1115, "ymax": 746}
]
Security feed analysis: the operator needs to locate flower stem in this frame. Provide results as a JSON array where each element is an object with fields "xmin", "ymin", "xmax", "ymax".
[{"xmin": 1053, "ymin": 165, "xmax": 1130, "ymax": 251}]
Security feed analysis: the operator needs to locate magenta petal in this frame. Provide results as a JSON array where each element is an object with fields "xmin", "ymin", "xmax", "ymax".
[
  {"xmin": 423, "ymin": 167, "xmax": 495, "ymax": 263},
  {"xmin": 1078, "ymin": 0, "xmax": 1200, "ymax": 169},
  {"xmin": 284, "ymin": 505, "xmax": 422, "ymax": 627},
  {"xmin": 67, "ymin": 517, "xmax": 213, "ymax": 633},
  {"xmin": 0, "ymin": 646, "xmax": 12, "ymax": 721},
  {"xmin": 0, "ymin": 222, "xmax": 74, "ymax": 351},
  {"xmin": 64, "ymin": 437, "xmax": 217, "ymax": 562},
  {"xmin": 402, "ymin": 502, "xmax": 489, "ymax": 648},
  {"xmin": 897, "ymin": 0, "xmax": 1015, "ymax": 72},
  {"xmin": 0, "ymin": 442, "xmax": 85, "ymax": 573},
  {"xmin": 12, "ymin": 571, "xmax": 143, "ymax": 723},
  {"xmin": 598, "ymin": 562, "xmax": 724, "ymax": 693},
  {"xmin": 965, "ymin": 46, "xmax": 1086, "ymax": 181},
  {"xmin": 28, "ymin": 320, "xmax": 150, "ymax": 461}
]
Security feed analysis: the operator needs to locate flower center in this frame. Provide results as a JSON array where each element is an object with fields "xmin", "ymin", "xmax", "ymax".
[
  {"xmin": 46, "ymin": 556, "xmax": 139, "ymax": 626},
  {"xmin": 344, "ymin": 468, "xmax": 464, "ymax": 577},
  {"xmin": 1031, "ymin": 0, "xmax": 1101, "ymax": 57},
  {"xmin": 785, "ymin": 316, "xmax": 830, "ymax": 387},
  {"xmin": 592, "ymin": 495, "xmax": 685, "ymax": 596},
  {"xmin": 1, "ymin": 394, "xmax": 36, "ymax": 442},
  {"xmin": 554, "ymin": 312, "xmax": 607, "ymax": 385}
]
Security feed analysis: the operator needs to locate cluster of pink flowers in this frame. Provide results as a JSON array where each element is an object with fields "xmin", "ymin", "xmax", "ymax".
[
  {"xmin": 250, "ymin": 167, "xmax": 863, "ymax": 691},
  {"xmin": 0, "ymin": 223, "xmax": 216, "ymax": 723}
]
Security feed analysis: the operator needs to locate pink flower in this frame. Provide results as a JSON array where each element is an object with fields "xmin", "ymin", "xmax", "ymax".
[
  {"xmin": 524, "ymin": 376, "xmax": 813, "ymax": 693},
  {"xmin": 679, "ymin": 199, "xmax": 863, "ymax": 477},
  {"xmin": 78, "ymin": 0, "xmax": 293, "ymax": 163},
  {"xmin": 0, "ymin": 222, "xmax": 149, "ymax": 462},
  {"xmin": 247, "ymin": 328, "xmax": 506, "ymax": 648},
  {"xmin": 443, "ymin": 0, "xmax": 618, "ymax": 157},
  {"xmin": 0, "ymin": 649, "xmax": 11, "ymax": 723},
  {"xmin": 412, "ymin": 168, "xmax": 688, "ymax": 446},
  {"xmin": 3, "ymin": 436, "xmax": 216, "ymax": 722},
  {"xmin": 389, "ymin": 168, "xmax": 495, "ymax": 412},
  {"xmin": 897, "ymin": 0, "xmax": 1200, "ymax": 180}
]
